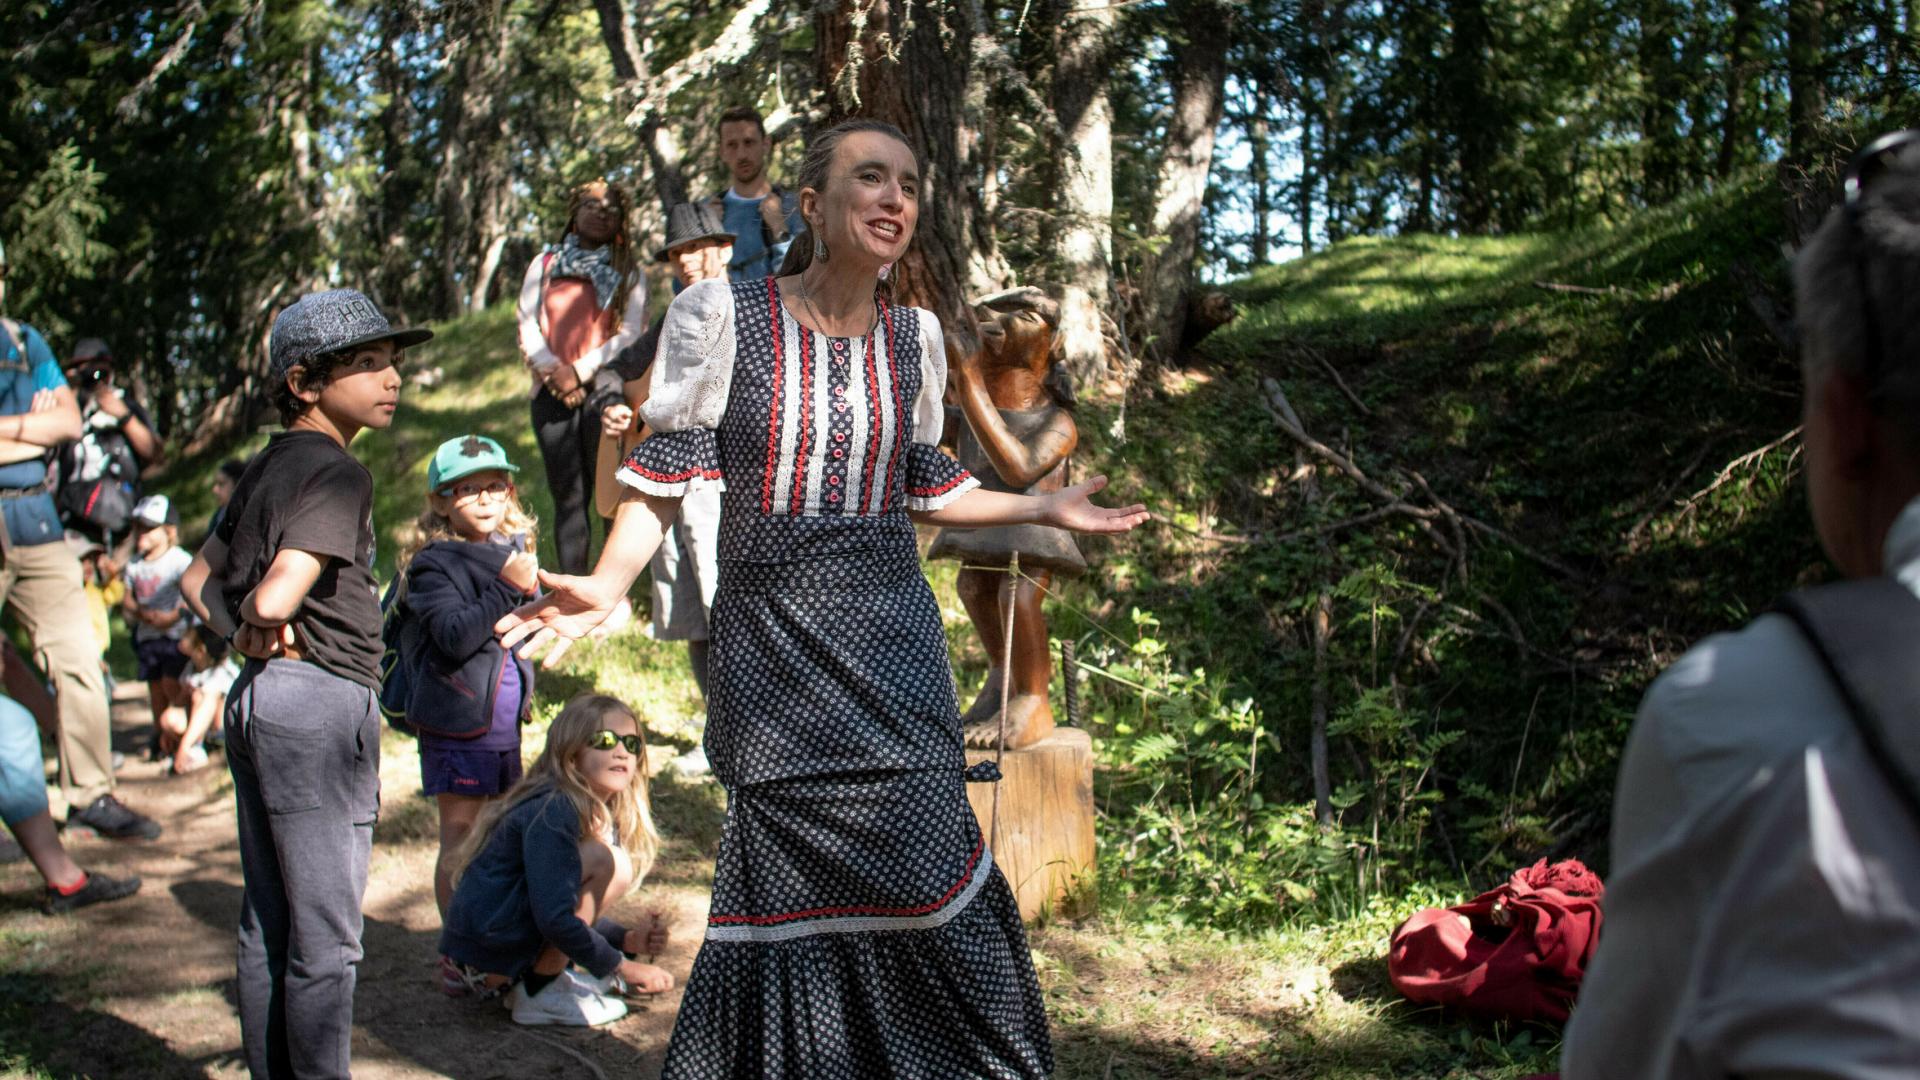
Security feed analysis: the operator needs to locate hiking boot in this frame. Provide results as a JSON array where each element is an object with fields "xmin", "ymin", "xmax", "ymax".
[
  {"xmin": 66, "ymin": 795, "xmax": 162, "ymax": 841},
  {"xmin": 43, "ymin": 870, "xmax": 142, "ymax": 914},
  {"xmin": 508, "ymin": 975, "xmax": 626, "ymax": 1027}
]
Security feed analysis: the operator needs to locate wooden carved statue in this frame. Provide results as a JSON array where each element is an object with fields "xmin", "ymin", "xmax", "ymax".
[{"xmin": 932, "ymin": 287, "xmax": 1085, "ymax": 751}]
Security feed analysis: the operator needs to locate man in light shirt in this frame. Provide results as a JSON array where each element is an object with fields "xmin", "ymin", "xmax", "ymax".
[{"xmin": 1563, "ymin": 132, "xmax": 1920, "ymax": 1078}]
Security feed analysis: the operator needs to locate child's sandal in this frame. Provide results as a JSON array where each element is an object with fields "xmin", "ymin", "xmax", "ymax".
[{"xmin": 440, "ymin": 955, "xmax": 508, "ymax": 1000}]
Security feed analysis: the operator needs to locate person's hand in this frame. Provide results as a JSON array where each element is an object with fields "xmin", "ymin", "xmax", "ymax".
[
  {"xmin": 625, "ymin": 908, "xmax": 671, "ymax": 957},
  {"xmin": 498, "ymin": 551, "xmax": 539, "ymax": 595},
  {"xmin": 616, "ymin": 959, "xmax": 674, "ymax": 994},
  {"xmin": 759, "ymin": 193, "xmax": 787, "ymax": 239},
  {"xmin": 562, "ymin": 386, "xmax": 587, "ymax": 410},
  {"xmin": 29, "ymin": 388, "xmax": 57, "ymax": 413},
  {"xmin": 495, "ymin": 571, "xmax": 624, "ymax": 668},
  {"xmin": 1042, "ymin": 475, "xmax": 1151, "ymax": 535},
  {"xmin": 545, "ymin": 362, "xmax": 583, "ymax": 398},
  {"xmin": 93, "ymin": 384, "xmax": 130, "ymax": 419},
  {"xmin": 232, "ymin": 620, "xmax": 298, "ymax": 660},
  {"xmin": 601, "ymin": 403, "xmax": 634, "ymax": 439}
]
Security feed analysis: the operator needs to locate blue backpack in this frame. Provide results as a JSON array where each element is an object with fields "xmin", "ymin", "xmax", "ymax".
[{"xmin": 377, "ymin": 574, "xmax": 422, "ymax": 736}]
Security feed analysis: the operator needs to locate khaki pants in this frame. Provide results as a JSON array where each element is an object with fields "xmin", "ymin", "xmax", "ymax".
[{"xmin": 0, "ymin": 538, "xmax": 113, "ymax": 811}]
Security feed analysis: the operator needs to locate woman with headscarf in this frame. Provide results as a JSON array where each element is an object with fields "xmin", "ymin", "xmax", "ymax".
[{"xmin": 516, "ymin": 180, "xmax": 648, "ymax": 575}]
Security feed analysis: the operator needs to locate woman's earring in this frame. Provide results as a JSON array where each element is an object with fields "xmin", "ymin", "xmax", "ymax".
[
  {"xmin": 877, "ymin": 262, "xmax": 892, "ymax": 281},
  {"xmin": 814, "ymin": 234, "xmax": 830, "ymax": 263}
]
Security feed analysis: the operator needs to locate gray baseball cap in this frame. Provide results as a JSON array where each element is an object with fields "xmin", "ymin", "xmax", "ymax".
[{"xmin": 269, "ymin": 289, "xmax": 432, "ymax": 375}]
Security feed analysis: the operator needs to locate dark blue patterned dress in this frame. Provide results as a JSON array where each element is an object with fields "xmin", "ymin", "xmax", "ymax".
[{"xmin": 619, "ymin": 277, "xmax": 1054, "ymax": 1078}]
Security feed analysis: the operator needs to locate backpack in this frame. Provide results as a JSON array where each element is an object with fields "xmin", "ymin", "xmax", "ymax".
[
  {"xmin": 55, "ymin": 409, "xmax": 142, "ymax": 535},
  {"xmin": 378, "ymin": 573, "xmax": 423, "ymax": 736}
]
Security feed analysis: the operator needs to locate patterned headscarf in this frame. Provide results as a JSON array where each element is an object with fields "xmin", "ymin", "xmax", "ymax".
[{"xmin": 549, "ymin": 233, "xmax": 623, "ymax": 310}]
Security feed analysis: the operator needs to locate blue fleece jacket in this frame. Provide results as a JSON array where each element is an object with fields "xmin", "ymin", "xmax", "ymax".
[
  {"xmin": 401, "ymin": 538, "xmax": 535, "ymax": 742},
  {"xmin": 438, "ymin": 787, "xmax": 632, "ymax": 978}
]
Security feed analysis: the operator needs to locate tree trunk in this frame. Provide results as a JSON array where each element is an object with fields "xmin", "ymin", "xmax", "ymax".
[
  {"xmin": 1445, "ymin": 0, "xmax": 1498, "ymax": 229},
  {"xmin": 1297, "ymin": 104, "xmax": 1315, "ymax": 254},
  {"xmin": 1310, "ymin": 588, "xmax": 1333, "ymax": 827},
  {"xmin": 1249, "ymin": 88, "xmax": 1272, "ymax": 263},
  {"xmin": 1050, "ymin": 0, "xmax": 1116, "ymax": 386},
  {"xmin": 432, "ymin": 3, "xmax": 513, "ymax": 317},
  {"xmin": 1140, "ymin": 0, "xmax": 1233, "ymax": 364},
  {"xmin": 816, "ymin": 0, "xmax": 987, "ymax": 356},
  {"xmin": 595, "ymin": 0, "xmax": 689, "ymax": 210},
  {"xmin": 1787, "ymin": 0, "xmax": 1825, "ymax": 163},
  {"xmin": 1637, "ymin": 0, "xmax": 1686, "ymax": 202},
  {"xmin": 371, "ymin": 4, "xmax": 417, "ymax": 318},
  {"xmin": 1716, "ymin": 0, "xmax": 1756, "ymax": 178}
]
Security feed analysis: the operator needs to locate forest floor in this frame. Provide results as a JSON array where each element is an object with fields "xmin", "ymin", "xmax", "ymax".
[{"xmin": 0, "ymin": 678, "xmax": 1552, "ymax": 1080}]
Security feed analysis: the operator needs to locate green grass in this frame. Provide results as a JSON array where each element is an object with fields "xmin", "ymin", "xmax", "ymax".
[{"xmin": 1055, "ymin": 167, "xmax": 1816, "ymax": 876}]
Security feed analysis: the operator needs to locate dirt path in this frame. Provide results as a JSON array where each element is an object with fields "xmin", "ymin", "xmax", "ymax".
[{"xmin": 0, "ymin": 683, "xmax": 718, "ymax": 1080}]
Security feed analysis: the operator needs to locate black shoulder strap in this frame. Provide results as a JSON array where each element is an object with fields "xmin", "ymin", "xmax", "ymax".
[{"xmin": 1777, "ymin": 579, "xmax": 1920, "ymax": 826}]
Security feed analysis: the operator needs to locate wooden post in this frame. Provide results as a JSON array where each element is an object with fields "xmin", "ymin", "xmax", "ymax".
[{"xmin": 966, "ymin": 727, "xmax": 1096, "ymax": 922}]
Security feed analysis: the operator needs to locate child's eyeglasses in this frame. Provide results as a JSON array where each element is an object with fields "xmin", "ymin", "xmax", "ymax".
[
  {"xmin": 445, "ymin": 479, "xmax": 513, "ymax": 502},
  {"xmin": 589, "ymin": 730, "xmax": 643, "ymax": 755}
]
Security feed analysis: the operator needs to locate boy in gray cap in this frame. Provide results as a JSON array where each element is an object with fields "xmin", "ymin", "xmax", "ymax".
[{"xmin": 183, "ymin": 288, "xmax": 428, "ymax": 1080}]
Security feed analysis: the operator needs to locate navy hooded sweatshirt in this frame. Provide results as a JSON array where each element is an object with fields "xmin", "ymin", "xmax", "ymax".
[{"xmin": 401, "ymin": 538, "xmax": 535, "ymax": 743}]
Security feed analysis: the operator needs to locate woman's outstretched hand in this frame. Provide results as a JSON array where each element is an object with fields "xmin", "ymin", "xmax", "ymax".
[
  {"xmin": 1044, "ymin": 475, "xmax": 1151, "ymax": 534},
  {"xmin": 495, "ymin": 569, "xmax": 622, "ymax": 668}
]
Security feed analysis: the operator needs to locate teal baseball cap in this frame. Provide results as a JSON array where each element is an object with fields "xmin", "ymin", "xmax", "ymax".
[{"xmin": 428, "ymin": 435, "xmax": 520, "ymax": 492}]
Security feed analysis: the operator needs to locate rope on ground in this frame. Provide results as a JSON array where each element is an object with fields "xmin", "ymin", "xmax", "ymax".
[{"xmin": 989, "ymin": 554, "xmax": 1019, "ymax": 855}]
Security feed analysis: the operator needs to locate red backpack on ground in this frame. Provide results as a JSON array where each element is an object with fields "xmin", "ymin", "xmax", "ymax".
[{"xmin": 1387, "ymin": 858, "xmax": 1604, "ymax": 1024}]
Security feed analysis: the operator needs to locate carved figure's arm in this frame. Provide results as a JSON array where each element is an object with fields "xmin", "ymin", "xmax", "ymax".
[{"xmin": 951, "ymin": 363, "xmax": 1079, "ymax": 489}]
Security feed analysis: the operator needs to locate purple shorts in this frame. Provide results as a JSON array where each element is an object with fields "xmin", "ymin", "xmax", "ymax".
[
  {"xmin": 136, "ymin": 637, "xmax": 190, "ymax": 682},
  {"xmin": 420, "ymin": 745, "xmax": 523, "ymax": 798}
]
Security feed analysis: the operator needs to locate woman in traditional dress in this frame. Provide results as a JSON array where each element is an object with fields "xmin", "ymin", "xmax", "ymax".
[
  {"xmin": 498, "ymin": 120, "xmax": 1148, "ymax": 1078},
  {"xmin": 516, "ymin": 179, "xmax": 648, "ymax": 575}
]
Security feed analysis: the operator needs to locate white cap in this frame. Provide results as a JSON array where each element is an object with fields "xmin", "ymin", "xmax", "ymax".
[{"xmin": 132, "ymin": 494, "xmax": 175, "ymax": 528}]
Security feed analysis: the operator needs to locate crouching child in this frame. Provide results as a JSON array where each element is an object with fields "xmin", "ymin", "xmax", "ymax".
[{"xmin": 440, "ymin": 693, "xmax": 672, "ymax": 1026}]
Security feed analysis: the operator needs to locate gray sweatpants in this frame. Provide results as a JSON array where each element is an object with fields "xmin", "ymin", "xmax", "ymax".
[{"xmin": 225, "ymin": 659, "xmax": 380, "ymax": 1080}]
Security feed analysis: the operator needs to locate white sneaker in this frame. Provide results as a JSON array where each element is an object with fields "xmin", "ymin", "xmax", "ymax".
[
  {"xmin": 508, "ymin": 975, "xmax": 627, "ymax": 1027},
  {"xmin": 567, "ymin": 967, "xmax": 628, "ymax": 998}
]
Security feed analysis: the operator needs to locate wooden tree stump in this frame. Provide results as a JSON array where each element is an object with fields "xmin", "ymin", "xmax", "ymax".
[{"xmin": 965, "ymin": 727, "xmax": 1096, "ymax": 922}]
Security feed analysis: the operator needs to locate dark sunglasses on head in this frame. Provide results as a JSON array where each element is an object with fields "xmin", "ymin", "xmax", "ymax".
[
  {"xmin": 589, "ymin": 729, "xmax": 643, "ymax": 755},
  {"xmin": 1842, "ymin": 129, "xmax": 1919, "ymax": 396}
]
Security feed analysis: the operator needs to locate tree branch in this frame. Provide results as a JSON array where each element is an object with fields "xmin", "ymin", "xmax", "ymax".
[
  {"xmin": 116, "ymin": 2, "xmax": 205, "ymax": 119},
  {"xmin": 1295, "ymin": 343, "xmax": 1371, "ymax": 416}
]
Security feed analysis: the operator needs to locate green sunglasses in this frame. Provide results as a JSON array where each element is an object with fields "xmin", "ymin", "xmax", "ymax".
[{"xmin": 589, "ymin": 729, "xmax": 643, "ymax": 755}]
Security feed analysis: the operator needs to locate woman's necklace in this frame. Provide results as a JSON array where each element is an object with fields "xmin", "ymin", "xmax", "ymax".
[{"xmin": 796, "ymin": 270, "xmax": 878, "ymax": 338}]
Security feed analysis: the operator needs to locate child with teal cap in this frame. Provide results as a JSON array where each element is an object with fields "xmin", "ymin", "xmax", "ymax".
[{"xmin": 389, "ymin": 434, "xmax": 542, "ymax": 988}]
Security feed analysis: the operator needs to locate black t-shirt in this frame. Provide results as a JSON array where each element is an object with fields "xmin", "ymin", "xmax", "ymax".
[{"xmin": 215, "ymin": 430, "xmax": 382, "ymax": 688}]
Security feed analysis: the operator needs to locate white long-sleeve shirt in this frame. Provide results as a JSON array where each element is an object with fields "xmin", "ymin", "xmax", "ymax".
[
  {"xmin": 1562, "ymin": 496, "xmax": 1920, "ymax": 1079},
  {"xmin": 514, "ymin": 251, "xmax": 648, "ymax": 395}
]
